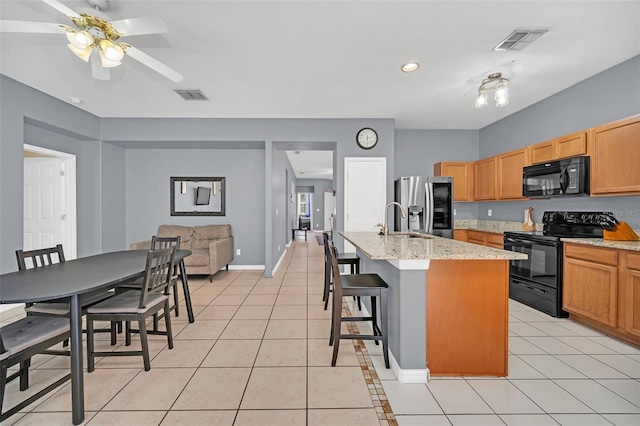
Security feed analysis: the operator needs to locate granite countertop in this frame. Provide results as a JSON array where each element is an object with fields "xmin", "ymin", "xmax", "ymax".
[
  {"xmin": 340, "ymin": 231, "xmax": 528, "ymax": 261},
  {"xmin": 561, "ymin": 238, "xmax": 640, "ymax": 252},
  {"xmin": 455, "ymin": 220, "xmax": 640, "ymax": 251}
]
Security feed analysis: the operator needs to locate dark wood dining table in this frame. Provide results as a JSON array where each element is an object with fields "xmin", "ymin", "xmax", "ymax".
[{"xmin": 0, "ymin": 249, "xmax": 193, "ymax": 425}]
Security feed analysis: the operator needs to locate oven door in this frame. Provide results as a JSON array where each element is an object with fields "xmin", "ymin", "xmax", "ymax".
[{"xmin": 504, "ymin": 235, "xmax": 560, "ymax": 288}]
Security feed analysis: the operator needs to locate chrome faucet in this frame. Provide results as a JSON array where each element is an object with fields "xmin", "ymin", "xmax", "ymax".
[{"xmin": 383, "ymin": 202, "xmax": 407, "ymax": 236}]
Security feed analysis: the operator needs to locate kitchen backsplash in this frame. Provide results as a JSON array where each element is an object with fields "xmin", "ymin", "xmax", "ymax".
[{"xmin": 455, "ymin": 219, "xmax": 543, "ymax": 233}]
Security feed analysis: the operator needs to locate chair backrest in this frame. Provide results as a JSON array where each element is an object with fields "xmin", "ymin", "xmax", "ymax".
[
  {"xmin": 138, "ymin": 246, "xmax": 176, "ymax": 309},
  {"xmin": 299, "ymin": 217, "xmax": 311, "ymax": 230},
  {"xmin": 16, "ymin": 244, "xmax": 65, "ymax": 271},
  {"xmin": 151, "ymin": 235, "xmax": 181, "ymax": 251},
  {"xmin": 329, "ymin": 244, "xmax": 343, "ymax": 300},
  {"xmin": 322, "ymin": 232, "xmax": 332, "ymax": 276}
]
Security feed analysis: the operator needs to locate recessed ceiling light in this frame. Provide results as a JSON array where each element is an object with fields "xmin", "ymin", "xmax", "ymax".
[
  {"xmin": 69, "ymin": 97, "xmax": 83, "ymax": 104},
  {"xmin": 401, "ymin": 62, "xmax": 420, "ymax": 73}
]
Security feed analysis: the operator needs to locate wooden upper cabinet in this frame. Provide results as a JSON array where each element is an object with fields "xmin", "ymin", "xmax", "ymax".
[
  {"xmin": 589, "ymin": 114, "xmax": 640, "ymax": 196},
  {"xmin": 528, "ymin": 140, "xmax": 555, "ymax": 164},
  {"xmin": 497, "ymin": 148, "xmax": 528, "ymax": 200},
  {"xmin": 527, "ymin": 131, "xmax": 587, "ymax": 165},
  {"xmin": 555, "ymin": 131, "xmax": 587, "ymax": 159},
  {"xmin": 434, "ymin": 162, "xmax": 473, "ymax": 202},
  {"xmin": 473, "ymin": 157, "xmax": 497, "ymax": 201}
]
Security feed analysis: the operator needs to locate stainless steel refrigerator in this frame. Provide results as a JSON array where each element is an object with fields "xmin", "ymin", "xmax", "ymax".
[{"xmin": 394, "ymin": 176, "xmax": 454, "ymax": 238}]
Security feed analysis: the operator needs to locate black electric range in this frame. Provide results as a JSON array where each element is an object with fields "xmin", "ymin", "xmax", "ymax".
[{"xmin": 503, "ymin": 211, "xmax": 606, "ymax": 318}]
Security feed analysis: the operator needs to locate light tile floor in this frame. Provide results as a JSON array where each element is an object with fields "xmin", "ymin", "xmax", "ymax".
[{"xmin": 2, "ymin": 233, "xmax": 640, "ymax": 426}]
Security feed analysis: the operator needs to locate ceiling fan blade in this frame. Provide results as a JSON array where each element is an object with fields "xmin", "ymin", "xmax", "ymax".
[
  {"xmin": 0, "ymin": 20, "xmax": 66, "ymax": 34},
  {"xmin": 90, "ymin": 51, "xmax": 110, "ymax": 80},
  {"xmin": 41, "ymin": 0, "xmax": 80, "ymax": 18},
  {"xmin": 125, "ymin": 46, "xmax": 183, "ymax": 82},
  {"xmin": 109, "ymin": 16, "xmax": 168, "ymax": 36}
]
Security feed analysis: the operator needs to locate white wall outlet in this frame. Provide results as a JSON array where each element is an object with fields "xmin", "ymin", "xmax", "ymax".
[
  {"xmin": 316, "ymin": 224, "xmax": 319, "ymax": 228},
  {"xmin": 316, "ymin": 208, "xmax": 320, "ymax": 212},
  {"xmin": 488, "ymin": 209, "xmax": 493, "ymax": 217},
  {"xmin": 278, "ymin": 245, "xmax": 281, "ymax": 252},
  {"xmin": 236, "ymin": 249, "xmax": 241, "ymax": 256},
  {"xmin": 454, "ymin": 208, "xmax": 457, "ymax": 216},
  {"xmin": 275, "ymin": 208, "xmax": 279, "ymax": 215}
]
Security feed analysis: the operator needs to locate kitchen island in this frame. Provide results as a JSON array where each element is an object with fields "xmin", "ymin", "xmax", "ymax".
[{"xmin": 340, "ymin": 231, "xmax": 527, "ymax": 382}]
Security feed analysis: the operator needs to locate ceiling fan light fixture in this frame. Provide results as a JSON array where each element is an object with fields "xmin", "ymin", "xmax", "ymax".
[
  {"xmin": 67, "ymin": 43, "xmax": 93, "ymax": 62},
  {"xmin": 98, "ymin": 39, "xmax": 125, "ymax": 62},
  {"xmin": 66, "ymin": 30, "xmax": 94, "ymax": 49}
]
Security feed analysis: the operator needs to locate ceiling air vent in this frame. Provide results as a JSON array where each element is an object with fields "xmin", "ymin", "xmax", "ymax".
[
  {"xmin": 174, "ymin": 89, "xmax": 209, "ymax": 101},
  {"xmin": 493, "ymin": 29, "xmax": 548, "ymax": 51}
]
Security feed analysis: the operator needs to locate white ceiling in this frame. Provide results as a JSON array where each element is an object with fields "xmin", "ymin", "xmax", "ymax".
[
  {"xmin": 286, "ymin": 150, "xmax": 333, "ymax": 180},
  {"xmin": 1, "ymin": 1, "xmax": 639, "ymax": 179}
]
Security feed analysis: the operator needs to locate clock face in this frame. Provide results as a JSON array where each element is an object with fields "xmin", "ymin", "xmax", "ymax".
[{"xmin": 356, "ymin": 128, "xmax": 378, "ymax": 149}]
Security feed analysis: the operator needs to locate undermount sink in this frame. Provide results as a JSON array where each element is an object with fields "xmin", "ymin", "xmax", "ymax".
[{"xmin": 388, "ymin": 233, "xmax": 432, "ymax": 239}]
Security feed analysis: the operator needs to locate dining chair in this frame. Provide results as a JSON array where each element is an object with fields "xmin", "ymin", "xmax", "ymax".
[
  {"xmin": 86, "ymin": 246, "xmax": 176, "ymax": 372},
  {"xmin": 0, "ymin": 316, "xmax": 71, "ymax": 422},
  {"xmin": 116, "ymin": 236, "xmax": 181, "ymax": 333},
  {"xmin": 16, "ymin": 245, "xmax": 115, "ymax": 319},
  {"xmin": 14, "ymin": 244, "xmax": 115, "ymax": 384},
  {"xmin": 329, "ymin": 244, "xmax": 390, "ymax": 368},
  {"xmin": 322, "ymin": 233, "xmax": 361, "ymax": 310}
]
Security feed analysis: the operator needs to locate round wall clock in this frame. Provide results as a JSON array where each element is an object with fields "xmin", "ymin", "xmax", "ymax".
[{"xmin": 356, "ymin": 127, "xmax": 378, "ymax": 149}]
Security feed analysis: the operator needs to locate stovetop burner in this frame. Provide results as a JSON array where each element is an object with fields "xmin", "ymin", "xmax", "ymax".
[{"xmin": 542, "ymin": 211, "xmax": 605, "ymax": 238}]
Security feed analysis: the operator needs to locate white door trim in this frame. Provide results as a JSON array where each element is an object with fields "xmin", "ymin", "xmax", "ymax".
[{"xmin": 24, "ymin": 144, "xmax": 77, "ymax": 260}]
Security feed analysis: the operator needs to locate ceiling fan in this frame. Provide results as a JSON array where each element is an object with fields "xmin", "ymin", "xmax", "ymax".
[{"xmin": 0, "ymin": 0, "xmax": 183, "ymax": 82}]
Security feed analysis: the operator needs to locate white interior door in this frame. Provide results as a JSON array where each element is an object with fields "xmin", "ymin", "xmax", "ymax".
[
  {"xmin": 344, "ymin": 157, "xmax": 386, "ymax": 252},
  {"xmin": 24, "ymin": 157, "xmax": 65, "ymax": 251}
]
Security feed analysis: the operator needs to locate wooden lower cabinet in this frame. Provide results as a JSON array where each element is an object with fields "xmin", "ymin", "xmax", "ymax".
[
  {"xmin": 484, "ymin": 232, "xmax": 504, "ymax": 249},
  {"xmin": 563, "ymin": 243, "xmax": 640, "ymax": 347},
  {"xmin": 453, "ymin": 229, "xmax": 467, "ymax": 242},
  {"xmin": 624, "ymin": 252, "xmax": 640, "ymax": 338},
  {"xmin": 464, "ymin": 230, "xmax": 503, "ymax": 249},
  {"xmin": 426, "ymin": 259, "xmax": 508, "ymax": 376}
]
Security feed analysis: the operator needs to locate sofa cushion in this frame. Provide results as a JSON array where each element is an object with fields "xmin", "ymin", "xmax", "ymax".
[
  {"xmin": 191, "ymin": 225, "xmax": 231, "ymax": 249},
  {"xmin": 183, "ymin": 249, "xmax": 209, "ymax": 267},
  {"xmin": 157, "ymin": 225, "xmax": 193, "ymax": 250}
]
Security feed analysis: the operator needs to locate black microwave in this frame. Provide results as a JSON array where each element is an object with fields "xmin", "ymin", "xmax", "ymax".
[{"xmin": 522, "ymin": 156, "xmax": 590, "ymax": 198}]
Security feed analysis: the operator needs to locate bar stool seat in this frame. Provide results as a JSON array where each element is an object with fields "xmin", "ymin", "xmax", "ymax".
[{"xmin": 328, "ymin": 245, "xmax": 389, "ymax": 369}]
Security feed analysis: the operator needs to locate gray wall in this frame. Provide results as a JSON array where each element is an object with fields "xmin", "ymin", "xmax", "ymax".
[
  {"xmin": 0, "ymin": 75, "xmax": 104, "ymax": 273},
  {"xmin": 477, "ymin": 55, "xmax": 640, "ymax": 228},
  {"xmin": 394, "ymin": 129, "xmax": 479, "ymax": 220},
  {"xmin": 125, "ymin": 149, "xmax": 266, "ymax": 266},
  {"xmin": 271, "ymin": 146, "xmax": 297, "ymax": 269},
  {"xmin": 101, "ymin": 142, "xmax": 126, "ymax": 252},
  {"xmin": 103, "ymin": 118, "xmax": 396, "ymax": 272}
]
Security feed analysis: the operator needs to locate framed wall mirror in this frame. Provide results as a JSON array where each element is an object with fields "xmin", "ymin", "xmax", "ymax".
[{"xmin": 170, "ymin": 177, "xmax": 225, "ymax": 216}]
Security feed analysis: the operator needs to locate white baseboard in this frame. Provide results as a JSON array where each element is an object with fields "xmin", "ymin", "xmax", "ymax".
[
  {"xmin": 271, "ymin": 247, "xmax": 288, "ymax": 276},
  {"xmin": 227, "ymin": 265, "xmax": 265, "ymax": 270},
  {"xmin": 388, "ymin": 350, "xmax": 429, "ymax": 383},
  {"xmin": 358, "ymin": 301, "xmax": 429, "ymax": 384}
]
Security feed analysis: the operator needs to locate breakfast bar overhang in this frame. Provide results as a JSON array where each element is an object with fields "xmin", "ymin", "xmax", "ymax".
[{"xmin": 340, "ymin": 231, "xmax": 527, "ymax": 383}]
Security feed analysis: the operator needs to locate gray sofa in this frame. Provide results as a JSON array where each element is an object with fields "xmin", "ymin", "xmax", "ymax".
[{"xmin": 130, "ymin": 224, "xmax": 234, "ymax": 281}]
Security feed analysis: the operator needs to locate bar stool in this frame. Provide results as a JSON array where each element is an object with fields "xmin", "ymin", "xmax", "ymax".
[
  {"xmin": 322, "ymin": 233, "xmax": 361, "ymax": 310},
  {"xmin": 328, "ymin": 245, "xmax": 390, "ymax": 368}
]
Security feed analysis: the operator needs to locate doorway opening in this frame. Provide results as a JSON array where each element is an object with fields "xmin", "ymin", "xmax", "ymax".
[{"xmin": 23, "ymin": 144, "xmax": 77, "ymax": 260}]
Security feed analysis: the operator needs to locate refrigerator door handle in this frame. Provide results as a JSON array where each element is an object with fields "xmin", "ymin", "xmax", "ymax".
[{"xmin": 425, "ymin": 182, "xmax": 434, "ymax": 234}]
